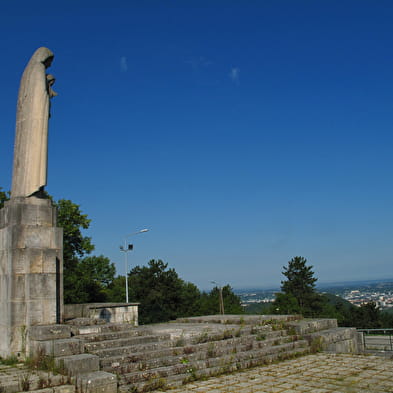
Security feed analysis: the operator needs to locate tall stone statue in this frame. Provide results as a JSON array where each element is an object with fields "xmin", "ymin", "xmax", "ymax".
[
  {"xmin": 11, "ymin": 47, "xmax": 57, "ymax": 198},
  {"xmin": 0, "ymin": 47, "xmax": 63, "ymax": 358}
]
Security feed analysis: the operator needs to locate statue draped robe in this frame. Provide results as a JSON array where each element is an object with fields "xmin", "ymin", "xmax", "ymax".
[{"xmin": 11, "ymin": 47, "xmax": 56, "ymax": 198}]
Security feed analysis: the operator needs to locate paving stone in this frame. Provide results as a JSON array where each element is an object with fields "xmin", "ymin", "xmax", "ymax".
[{"xmin": 156, "ymin": 353, "xmax": 393, "ymax": 393}]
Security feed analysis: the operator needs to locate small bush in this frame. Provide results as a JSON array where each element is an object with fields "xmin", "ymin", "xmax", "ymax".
[{"xmin": 0, "ymin": 355, "xmax": 19, "ymax": 366}]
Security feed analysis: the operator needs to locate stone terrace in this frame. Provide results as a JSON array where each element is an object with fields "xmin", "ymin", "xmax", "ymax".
[
  {"xmin": 0, "ymin": 315, "xmax": 366, "ymax": 393},
  {"xmin": 154, "ymin": 353, "xmax": 393, "ymax": 393}
]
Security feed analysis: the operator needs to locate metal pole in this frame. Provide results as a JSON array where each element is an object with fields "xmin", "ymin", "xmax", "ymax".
[
  {"xmin": 219, "ymin": 287, "xmax": 225, "ymax": 315},
  {"xmin": 121, "ymin": 229, "xmax": 149, "ymax": 304},
  {"xmin": 124, "ymin": 239, "xmax": 129, "ymax": 303}
]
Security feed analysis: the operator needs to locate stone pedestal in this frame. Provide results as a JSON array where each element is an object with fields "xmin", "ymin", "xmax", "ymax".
[{"xmin": 0, "ymin": 197, "xmax": 63, "ymax": 357}]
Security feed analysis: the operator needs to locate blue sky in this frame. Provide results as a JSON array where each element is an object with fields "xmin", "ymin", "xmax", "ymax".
[{"xmin": 1, "ymin": 1, "xmax": 393, "ymax": 290}]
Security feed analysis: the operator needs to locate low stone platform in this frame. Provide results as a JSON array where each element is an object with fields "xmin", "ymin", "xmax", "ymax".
[{"xmin": 154, "ymin": 353, "xmax": 393, "ymax": 393}]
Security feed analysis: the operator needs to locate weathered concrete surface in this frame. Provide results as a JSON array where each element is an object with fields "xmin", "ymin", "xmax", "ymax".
[
  {"xmin": 155, "ymin": 353, "xmax": 393, "ymax": 393},
  {"xmin": 31, "ymin": 338, "xmax": 83, "ymax": 357},
  {"xmin": 64, "ymin": 303, "xmax": 139, "ymax": 325},
  {"xmin": 0, "ymin": 197, "xmax": 63, "ymax": 357},
  {"xmin": 55, "ymin": 354, "xmax": 100, "ymax": 377},
  {"xmin": 306, "ymin": 326, "xmax": 364, "ymax": 353},
  {"xmin": 28, "ymin": 325, "xmax": 71, "ymax": 341},
  {"xmin": 76, "ymin": 371, "xmax": 117, "ymax": 393},
  {"xmin": 0, "ymin": 363, "xmax": 73, "ymax": 393}
]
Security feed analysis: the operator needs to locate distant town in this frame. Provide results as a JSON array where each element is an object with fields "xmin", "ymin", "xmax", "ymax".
[{"xmin": 236, "ymin": 279, "xmax": 393, "ymax": 312}]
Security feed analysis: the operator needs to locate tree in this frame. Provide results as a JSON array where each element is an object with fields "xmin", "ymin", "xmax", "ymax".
[
  {"xmin": 106, "ymin": 276, "xmax": 127, "ymax": 303},
  {"xmin": 0, "ymin": 187, "xmax": 10, "ymax": 209},
  {"xmin": 68, "ymin": 255, "xmax": 116, "ymax": 303},
  {"xmin": 55, "ymin": 199, "xmax": 94, "ymax": 265},
  {"xmin": 281, "ymin": 256, "xmax": 317, "ymax": 306},
  {"xmin": 272, "ymin": 256, "xmax": 321, "ymax": 317},
  {"xmin": 199, "ymin": 285, "xmax": 244, "ymax": 315},
  {"xmin": 127, "ymin": 259, "xmax": 202, "ymax": 324},
  {"xmin": 54, "ymin": 199, "xmax": 96, "ymax": 303}
]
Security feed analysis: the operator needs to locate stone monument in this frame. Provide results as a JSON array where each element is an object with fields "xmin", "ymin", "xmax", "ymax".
[{"xmin": 0, "ymin": 47, "xmax": 63, "ymax": 357}]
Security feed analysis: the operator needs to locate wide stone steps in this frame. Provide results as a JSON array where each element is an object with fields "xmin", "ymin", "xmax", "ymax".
[
  {"xmin": 99, "ymin": 333, "xmax": 295, "ymax": 373},
  {"xmin": 70, "ymin": 317, "xmax": 311, "ymax": 392},
  {"xmin": 11, "ymin": 315, "xmax": 359, "ymax": 393},
  {"xmin": 166, "ymin": 346, "xmax": 311, "ymax": 389},
  {"xmin": 83, "ymin": 333, "xmax": 172, "ymax": 353},
  {"xmin": 72, "ymin": 326, "xmax": 155, "ymax": 343},
  {"xmin": 118, "ymin": 340, "xmax": 310, "ymax": 391}
]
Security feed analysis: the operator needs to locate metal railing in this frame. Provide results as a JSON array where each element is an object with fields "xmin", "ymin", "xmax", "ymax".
[{"xmin": 357, "ymin": 328, "xmax": 393, "ymax": 351}]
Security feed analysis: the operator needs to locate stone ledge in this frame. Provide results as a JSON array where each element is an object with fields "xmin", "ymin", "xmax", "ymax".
[
  {"xmin": 28, "ymin": 325, "xmax": 71, "ymax": 341},
  {"xmin": 76, "ymin": 371, "xmax": 117, "ymax": 393}
]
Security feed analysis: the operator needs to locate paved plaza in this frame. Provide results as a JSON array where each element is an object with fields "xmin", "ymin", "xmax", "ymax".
[{"xmin": 157, "ymin": 353, "xmax": 393, "ymax": 393}]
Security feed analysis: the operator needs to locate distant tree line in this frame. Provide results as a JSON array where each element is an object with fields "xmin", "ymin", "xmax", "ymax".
[
  {"xmin": 0, "ymin": 189, "xmax": 243, "ymax": 323},
  {"xmin": 263, "ymin": 256, "xmax": 393, "ymax": 329},
  {"xmin": 1, "ymin": 188, "xmax": 392, "ymax": 328},
  {"xmin": 51, "ymin": 195, "xmax": 243, "ymax": 323}
]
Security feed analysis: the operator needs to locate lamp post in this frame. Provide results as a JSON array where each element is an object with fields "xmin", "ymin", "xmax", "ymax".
[
  {"xmin": 211, "ymin": 280, "xmax": 225, "ymax": 315},
  {"xmin": 120, "ymin": 228, "xmax": 149, "ymax": 303}
]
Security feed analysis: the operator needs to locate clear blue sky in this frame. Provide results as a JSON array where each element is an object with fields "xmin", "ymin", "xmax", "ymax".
[{"xmin": 1, "ymin": 1, "xmax": 393, "ymax": 290}]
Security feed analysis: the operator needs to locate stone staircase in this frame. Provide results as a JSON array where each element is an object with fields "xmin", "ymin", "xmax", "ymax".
[{"xmin": 5, "ymin": 315, "xmax": 361, "ymax": 393}]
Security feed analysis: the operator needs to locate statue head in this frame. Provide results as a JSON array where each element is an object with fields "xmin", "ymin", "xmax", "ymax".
[{"xmin": 30, "ymin": 47, "xmax": 54, "ymax": 69}]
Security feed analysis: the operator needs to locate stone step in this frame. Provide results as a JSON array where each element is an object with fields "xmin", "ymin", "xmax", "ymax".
[
  {"xmin": 28, "ymin": 325, "xmax": 72, "ymax": 341},
  {"xmin": 118, "ymin": 340, "xmax": 309, "ymax": 387},
  {"xmin": 75, "ymin": 371, "xmax": 117, "ymax": 393},
  {"xmin": 85, "ymin": 333, "xmax": 172, "ymax": 355},
  {"xmin": 30, "ymin": 338, "xmax": 83, "ymax": 358},
  {"xmin": 163, "ymin": 346, "xmax": 311, "ymax": 390},
  {"xmin": 15, "ymin": 385, "xmax": 76, "ymax": 393},
  {"xmin": 99, "ymin": 333, "xmax": 296, "ymax": 373},
  {"xmin": 288, "ymin": 318, "xmax": 338, "ymax": 334},
  {"xmin": 90, "ymin": 338, "xmax": 174, "ymax": 359},
  {"xmin": 100, "ymin": 334, "xmax": 260, "ymax": 372},
  {"xmin": 175, "ymin": 314, "xmax": 302, "ymax": 325},
  {"xmin": 73, "ymin": 327, "xmax": 154, "ymax": 343},
  {"xmin": 69, "ymin": 322, "xmax": 140, "ymax": 337},
  {"xmin": 55, "ymin": 354, "xmax": 99, "ymax": 376}
]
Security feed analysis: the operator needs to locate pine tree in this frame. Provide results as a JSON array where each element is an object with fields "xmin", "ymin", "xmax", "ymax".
[{"xmin": 280, "ymin": 256, "xmax": 319, "ymax": 316}]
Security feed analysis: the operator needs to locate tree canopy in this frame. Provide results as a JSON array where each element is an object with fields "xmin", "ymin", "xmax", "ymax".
[
  {"xmin": 0, "ymin": 187, "xmax": 10, "ymax": 209},
  {"xmin": 270, "ymin": 256, "xmax": 326, "ymax": 317},
  {"xmin": 105, "ymin": 259, "xmax": 244, "ymax": 324}
]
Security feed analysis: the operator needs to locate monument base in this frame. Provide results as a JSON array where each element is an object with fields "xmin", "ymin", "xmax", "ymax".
[{"xmin": 0, "ymin": 197, "xmax": 63, "ymax": 357}]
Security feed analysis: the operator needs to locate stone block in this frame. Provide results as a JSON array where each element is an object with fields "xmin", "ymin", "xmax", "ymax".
[
  {"xmin": 41, "ymin": 300, "xmax": 57, "ymax": 324},
  {"xmin": 30, "ymin": 338, "xmax": 83, "ymax": 357},
  {"xmin": 30, "ymin": 389, "xmax": 53, "ymax": 393},
  {"xmin": 56, "ymin": 354, "xmax": 100, "ymax": 376},
  {"xmin": 29, "ymin": 249, "xmax": 44, "ymax": 273},
  {"xmin": 0, "ymin": 197, "xmax": 64, "ymax": 356},
  {"xmin": 42, "ymin": 249, "xmax": 59, "ymax": 273},
  {"xmin": 29, "ymin": 324, "xmax": 71, "ymax": 341},
  {"xmin": 53, "ymin": 385, "xmax": 76, "ymax": 393},
  {"xmin": 76, "ymin": 371, "xmax": 117, "ymax": 393},
  {"xmin": 29, "ymin": 273, "xmax": 57, "ymax": 299},
  {"xmin": 11, "ymin": 274, "xmax": 25, "ymax": 299},
  {"xmin": 9, "ymin": 248, "xmax": 27, "ymax": 274},
  {"xmin": 10, "ymin": 301, "xmax": 26, "ymax": 325}
]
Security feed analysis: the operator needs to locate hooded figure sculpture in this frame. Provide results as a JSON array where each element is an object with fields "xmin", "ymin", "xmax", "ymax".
[{"xmin": 11, "ymin": 47, "xmax": 57, "ymax": 198}]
